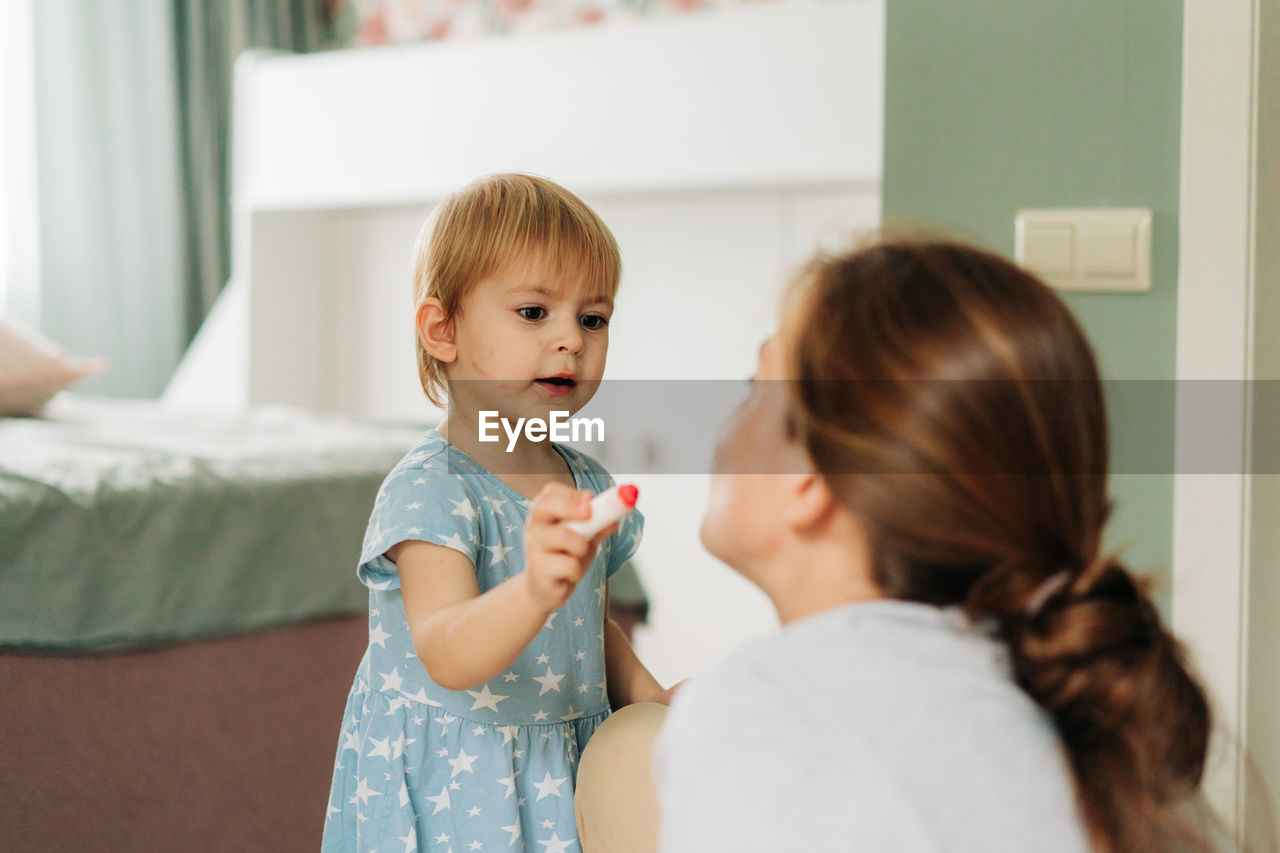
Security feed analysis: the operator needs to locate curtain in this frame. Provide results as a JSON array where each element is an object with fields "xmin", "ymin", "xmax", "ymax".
[
  {"xmin": 29, "ymin": 0, "xmax": 332, "ymax": 398},
  {"xmin": 172, "ymin": 0, "xmax": 332, "ymax": 343},
  {"xmin": 32, "ymin": 0, "xmax": 187, "ymax": 397}
]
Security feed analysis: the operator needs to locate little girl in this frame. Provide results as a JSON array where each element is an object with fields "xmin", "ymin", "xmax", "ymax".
[{"xmin": 323, "ymin": 173, "xmax": 669, "ymax": 853}]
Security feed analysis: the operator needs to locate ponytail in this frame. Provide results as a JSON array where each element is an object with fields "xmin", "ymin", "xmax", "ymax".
[{"xmin": 970, "ymin": 555, "xmax": 1210, "ymax": 852}]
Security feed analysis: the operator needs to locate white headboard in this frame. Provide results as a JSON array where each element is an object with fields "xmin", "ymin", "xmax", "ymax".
[{"xmin": 167, "ymin": 0, "xmax": 885, "ymax": 685}]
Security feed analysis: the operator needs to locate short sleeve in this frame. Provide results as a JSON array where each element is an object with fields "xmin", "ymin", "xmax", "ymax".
[
  {"xmin": 559, "ymin": 444, "xmax": 644, "ymax": 580},
  {"xmin": 606, "ymin": 504, "xmax": 643, "ymax": 580},
  {"xmin": 356, "ymin": 447, "xmax": 482, "ymax": 590}
]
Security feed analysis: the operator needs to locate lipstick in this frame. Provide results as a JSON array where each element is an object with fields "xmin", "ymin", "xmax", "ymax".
[{"xmin": 563, "ymin": 484, "xmax": 639, "ymax": 539}]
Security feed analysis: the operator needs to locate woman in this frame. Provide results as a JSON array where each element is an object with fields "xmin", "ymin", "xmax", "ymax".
[{"xmin": 575, "ymin": 238, "xmax": 1215, "ymax": 853}]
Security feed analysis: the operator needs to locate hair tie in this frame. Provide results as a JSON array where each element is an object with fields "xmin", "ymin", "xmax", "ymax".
[{"xmin": 1025, "ymin": 570, "xmax": 1073, "ymax": 619}]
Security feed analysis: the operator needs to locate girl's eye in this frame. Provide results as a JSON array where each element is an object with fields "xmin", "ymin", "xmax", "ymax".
[
  {"xmin": 580, "ymin": 314, "xmax": 609, "ymax": 330},
  {"xmin": 517, "ymin": 306, "xmax": 546, "ymax": 321}
]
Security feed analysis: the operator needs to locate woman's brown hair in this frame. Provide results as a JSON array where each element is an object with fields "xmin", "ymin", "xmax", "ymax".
[{"xmin": 781, "ymin": 237, "xmax": 1212, "ymax": 852}]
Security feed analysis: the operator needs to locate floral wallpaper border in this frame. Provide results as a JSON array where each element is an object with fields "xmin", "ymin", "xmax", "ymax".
[{"xmin": 330, "ymin": 0, "xmax": 805, "ymax": 47}]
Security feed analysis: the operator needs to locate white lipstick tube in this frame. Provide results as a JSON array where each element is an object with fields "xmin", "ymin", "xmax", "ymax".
[{"xmin": 563, "ymin": 484, "xmax": 639, "ymax": 539}]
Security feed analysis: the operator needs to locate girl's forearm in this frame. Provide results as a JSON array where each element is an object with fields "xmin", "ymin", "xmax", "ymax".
[
  {"xmin": 604, "ymin": 616, "xmax": 664, "ymax": 707},
  {"xmin": 412, "ymin": 574, "xmax": 550, "ymax": 691}
]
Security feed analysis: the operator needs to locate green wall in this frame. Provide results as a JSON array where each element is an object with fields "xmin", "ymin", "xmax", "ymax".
[{"xmin": 882, "ymin": 1, "xmax": 1184, "ymax": 596}]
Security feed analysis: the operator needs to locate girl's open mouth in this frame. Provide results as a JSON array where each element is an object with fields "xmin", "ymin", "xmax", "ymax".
[{"xmin": 535, "ymin": 375, "xmax": 577, "ymax": 395}]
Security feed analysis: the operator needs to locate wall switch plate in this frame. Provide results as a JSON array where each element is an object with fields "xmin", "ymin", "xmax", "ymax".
[{"xmin": 1015, "ymin": 208, "xmax": 1152, "ymax": 292}]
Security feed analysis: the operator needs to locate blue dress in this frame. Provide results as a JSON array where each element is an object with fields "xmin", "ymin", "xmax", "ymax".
[{"xmin": 323, "ymin": 428, "xmax": 643, "ymax": 853}]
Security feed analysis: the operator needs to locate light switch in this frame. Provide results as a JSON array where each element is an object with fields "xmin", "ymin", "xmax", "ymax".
[{"xmin": 1015, "ymin": 208, "xmax": 1151, "ymax": 292}]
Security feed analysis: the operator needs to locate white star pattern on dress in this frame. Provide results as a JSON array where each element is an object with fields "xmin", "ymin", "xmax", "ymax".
[
  {"xmin": 537, "ymin": 653, "xmax": 550, "ymax": 665},
  {"xmin": 500, "ymin": 819, "xmax": 522, "ymax": 845},
  {"xmin": 367, "ymin": 736, "xmax": 391, "ymax": 760},
  {"xmin": 497, "ymin": 768, "xmax": 521, "ymax": 799},
  {"xmin": 595, "ymin": 581, "xmax": 606, "ymax": 604},
  {"xmin": 485, "ymin": 541, "xmax": 513, "ymax": 565},
  {"xmin": 533, "ymin": 710, "xmax": 549, "ymax": 721},
  {"xmin": 537, "ymin": 832, "xmax": 577, "ymax": 853},
  {"xmin": 471, "ymin": 725, "xmax": 486, "ymax": 736},
  {"xmin": 403, "ymin": 687, "xmax": 442, "ymax": 707},
  {"xmin": 352, "ymin": 777, "xmax": 381, "ymax": 806},
  {"xmin": 466, "ymin": 684, "xmax": 509, "ymax": 712},
  {"xmin": 369, "ymin": 622, "xmax": 391, "ymax": 647},
  {"xmin": 399, "ymin": 827, "xmax": 417, "ymax": 853},
  {"xmin": 543, "ymin": 612, "xmax": 557, "ymax": 631},
  {"xmin": 469, "ymin": 841, "xmax": 483, "ymax": 851},
  {"xmin": 437, "ymin": 531, "xmax": 467, "ymax": 551},
  {"xmin": 424, "ymin": 785, "xmax": 451, "ymax": 814},
  {"xmin": 406, "ymin": 501, "xmax": 422, "ymax": 511},
  {"xmin": 435, "ymin": 833, "xmax": 450, "ymax": 844},
  {"xmin": 379, "ymin": 668, "xmax": 403, "ymax": 692},
  {"xmin": 483, "ymin": 495, "xmax": 507, "ymax": 514},
  {"xmin": 467, "ymin": 805, "xmax": 483, "ymax": 817},
  {"xmin": 502, "ymin": 671, "xmax": 519, "ymax": 682},
  {"xmin": 391, "ymin": 732, "xmax": 415, "ymax": 759},
  {"xmin": 532, "ymin": 666, "xmax": 565, "ymax": 696},
  {"xmin": 533, "ymin": 771, "xmax": 568, "ymax": 801},
  {"xmin": 448, "ymin": 747, "xmax": 479, "ymax": 778},
  {"xmin": 367, "ymin": 518, "xmax": 391, "ymax": 549},
  {"xmin": 496, "ymin": 725, "xmax": 520, "ymax": 745},
  {"xmin": 449, "ymin": 496, "xmax": 476, "ymax": 521},
  {"xmin": 573, "ymin": 617, "xmax": 584, "ymax": 628},
  {"xmin": 435, "ymin": 713, "xmax": 457, "ymax": 735},
  {"xmin": 561, "ymin": 705, "xmax": 583, "ymax": 721},
  {"xmin": 399, "ymin": 781, "xmax": 410, "ymax": 807}
]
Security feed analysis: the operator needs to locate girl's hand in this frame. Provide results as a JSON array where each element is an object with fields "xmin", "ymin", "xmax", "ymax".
[{"xmin": 524, "ymin": 483, "xmax": 618, "ymax": 613}]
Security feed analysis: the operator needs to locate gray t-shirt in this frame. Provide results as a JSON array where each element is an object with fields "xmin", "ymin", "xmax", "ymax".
[{"xmin": 653, "ymin": 600, "xmax": 1091, "ymax": 852}]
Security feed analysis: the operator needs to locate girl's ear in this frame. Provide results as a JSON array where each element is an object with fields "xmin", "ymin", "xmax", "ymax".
[
  {"xmin": 784, "ymin": 470, "xmax": 838, "ymax": 534},
  {"xmin": 416, "ymin": 298, "xmax": 457, "ymax": 363}
]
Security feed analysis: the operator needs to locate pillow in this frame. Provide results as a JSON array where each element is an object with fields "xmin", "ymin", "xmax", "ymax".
[{"xmin": 0, "ymin": 317, "xmax": 106, "ymax": 417}]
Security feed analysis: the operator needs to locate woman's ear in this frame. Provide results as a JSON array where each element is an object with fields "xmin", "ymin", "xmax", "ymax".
[
  {"xmin": 784, "ymin": 471, "xmax": 838, "ymax": 534},
  {"xmin": 416, "ymin": 298, "xmax": 457, "ymax": 363}
]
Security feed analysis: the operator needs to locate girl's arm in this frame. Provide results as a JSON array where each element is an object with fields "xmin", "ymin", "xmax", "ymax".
[
  {"xmin": 603, "ymin": 583, "xmax": 667, "ymax": 707},
  {"xmin": 396, "ymin": 483, "xmax": 608, "ymax": 692},
  {"xmin": 396, "ymin": 541, "xmax": 549, "ymax": 691}
]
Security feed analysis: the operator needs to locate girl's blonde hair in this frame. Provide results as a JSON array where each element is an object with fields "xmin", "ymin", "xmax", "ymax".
[{"xmin": 412, "ymin": 173, "xmax": 622, "ymax": 406}]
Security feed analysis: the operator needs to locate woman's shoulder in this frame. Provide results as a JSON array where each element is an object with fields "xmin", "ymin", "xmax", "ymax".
[{"xmin": 672, "ymin": 600, "xmax": 1033, "ymax": 722}]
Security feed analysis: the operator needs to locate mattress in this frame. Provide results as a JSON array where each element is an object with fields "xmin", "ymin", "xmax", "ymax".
[{"xmin": 0, "ymin": 395, "xmax": 425, "ymax": 650}]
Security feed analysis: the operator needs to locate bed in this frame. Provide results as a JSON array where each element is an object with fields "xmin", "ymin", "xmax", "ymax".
[{"xmin": 0, "ymin": 395, "xmax": 425, "ymax": 849}]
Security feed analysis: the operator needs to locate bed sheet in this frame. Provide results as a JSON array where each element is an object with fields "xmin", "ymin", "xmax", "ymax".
[{"xmin": 0, "ymin": 395, "xmax": 425, "ymax": 650}]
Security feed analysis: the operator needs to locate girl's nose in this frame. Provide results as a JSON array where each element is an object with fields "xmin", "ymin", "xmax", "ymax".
[{"xmin": 553, "ymin": 318, "xmax": 585, "ymax": 355}]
